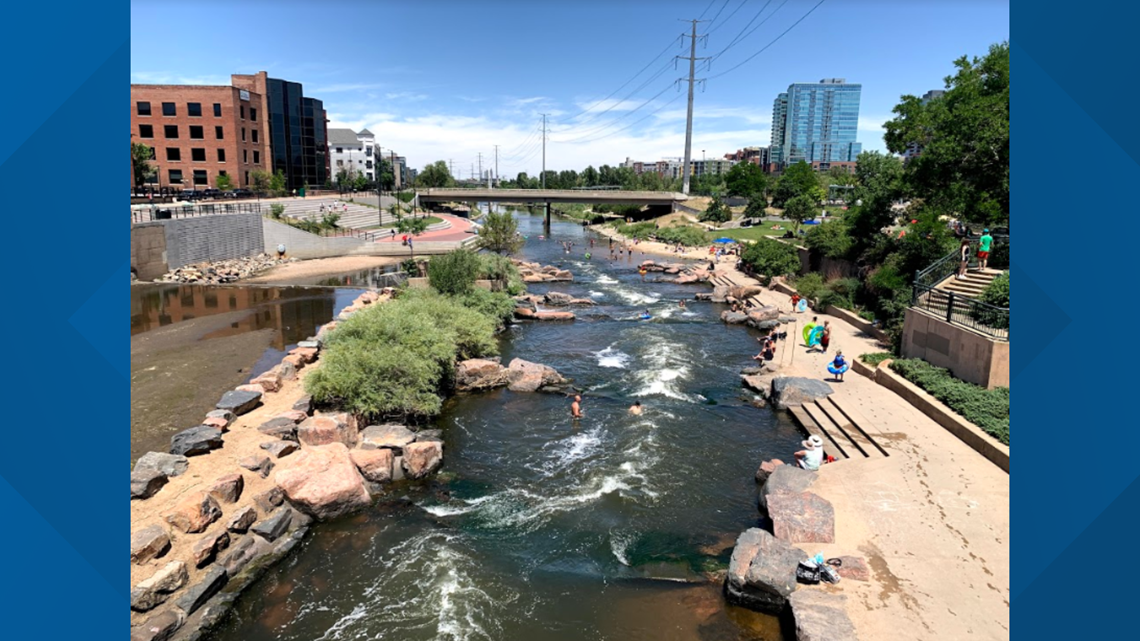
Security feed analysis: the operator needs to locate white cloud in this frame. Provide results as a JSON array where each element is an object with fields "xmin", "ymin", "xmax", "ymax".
[
  {"xmin": 385, "ymin": 91, "xmax": 428, "ymax": 101},
  {"xmin": 314, "ymin": 83, "xmax": 386, "ymax": 93},
  {"xmin": 858, "ymin": 115, "xmax": 892, "ymax": 132},
  {"xmin": 130, "ymin": 71, "xmax": 230, "ymax": 85}
]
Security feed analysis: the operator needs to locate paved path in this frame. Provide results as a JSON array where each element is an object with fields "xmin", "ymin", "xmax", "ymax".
[
  {"xmin": 721, "ymin": 265, "xmax": 1010, "ymax": 640},
  {"xmin": 372, "ymin": 214, "xmax": 477, "ymax": 244}
]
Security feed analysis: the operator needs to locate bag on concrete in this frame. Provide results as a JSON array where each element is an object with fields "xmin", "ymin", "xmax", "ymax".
[
  {"xmin": 820, "ymin": 564, "xmax": 841, "ymax": 584},
  {"xmin": 796, "ymin": 560, "xmax": 821, "ymax": 584}
]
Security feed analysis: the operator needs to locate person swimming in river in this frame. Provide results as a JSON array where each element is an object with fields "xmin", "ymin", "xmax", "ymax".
[
  {"xmin": 571, "ymin": 395, "xmax": 583, "ymax": 419},
  {"xmin": 678, "ymin": 299, "xmax": 686, "ymax": 309},
  {"xmin": 629, "ymin": 401, "xmax": 643, "ymax": 415}
]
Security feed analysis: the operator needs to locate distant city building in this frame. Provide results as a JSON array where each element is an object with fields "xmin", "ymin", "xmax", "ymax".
[
  {"xmin": 725, "ymin": 146, "xmax": 770, "ymax": 170},
  {"xmin": 769, "ymin": 78, "xmax": 862, "ymax": 171},
  {"xmin": 690, "ymin": 159, "xmax": 736, "ymax": 178},
  {"xmin": 902, "ymin": 89, "xmax": 946, "ymax": 162},
  {"xmin": 328, "ymin": 128, "xmax": 376, "ymax": 182},
  {"xmin": 130, "ymin": 71, "xmax": 328, "ymax": 192}
]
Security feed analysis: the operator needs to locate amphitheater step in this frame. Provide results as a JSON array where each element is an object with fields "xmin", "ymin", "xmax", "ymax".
[{"xmin": 788, "ymin": 404, "xmax": 850, "ymax": 461}]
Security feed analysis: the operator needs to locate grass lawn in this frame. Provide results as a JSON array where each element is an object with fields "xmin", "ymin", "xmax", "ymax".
[{"xmin": 713, "ymin": 226, "xmax": 792, "ymax": 241}]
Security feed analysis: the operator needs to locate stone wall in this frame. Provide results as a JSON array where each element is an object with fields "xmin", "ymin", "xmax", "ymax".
[
  {"xmin": 132, "ymin": 223, "xmax": 169, "ymax": 281},
  {"xmin": 901, "ymin": 307, "xmax": 1010, "ymax": 389}
]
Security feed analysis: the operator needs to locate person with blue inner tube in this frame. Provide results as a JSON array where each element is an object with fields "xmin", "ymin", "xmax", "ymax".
[{"xmin": 828, "ymin": 350, "xmax": 849, "ymax": 381}]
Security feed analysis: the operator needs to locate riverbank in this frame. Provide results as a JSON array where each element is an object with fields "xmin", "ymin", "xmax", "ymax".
[
  {"xmin": 717, "ymin": 265, "xmax": 1011, "ymax": 638},
  {"xmin": 130, "ymin": 289, "xmax": 449, "ymax": 641},
  {"xmin": 243, "ymin": 255, "xmax": 401, "ymax": 284}
]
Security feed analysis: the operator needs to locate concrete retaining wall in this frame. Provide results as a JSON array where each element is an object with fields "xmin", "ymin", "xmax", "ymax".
[
  {"xmin": 131, "ymin": 222, "xmax": 168, "ymax": 281},
  {"xmin": 163, "ymin": 213, "xmax": 265, "ymax": 269},
  {"xmin": 262, "ymin": 218, "xmax": 473, "ymax": 259},
  {"xmin": 901, "ymin": 307, "xmax": 1009, "ymax": 389}
]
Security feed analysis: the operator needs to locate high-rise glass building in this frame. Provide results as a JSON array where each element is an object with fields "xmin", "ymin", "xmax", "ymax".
[{"xmin": 769, "ymin": 78, "xmax": 862, "ymax": 169}]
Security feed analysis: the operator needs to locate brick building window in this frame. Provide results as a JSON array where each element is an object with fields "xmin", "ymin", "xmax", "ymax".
[
  {"xmin": 244, "ymin": 171, "xmax": 249, "ymax": 185},
  {"xmin": 193, "ymin": 170, "xmax": 208, "ymax": 185},
  {"xmin": 213, "ymin": 103, "xmax": 222, "ymax": 117},
  {"xmin": 250, "ymin": 108, "xmax": 257, "ymax": 121},
  {"xmin": 215, "ymin": 126, "xmax": 224, "ymax": 140},
  {"xmin": 188, "ymin": 102, "xmax": 202, "ymax": 117},
  {"xmin": 243, "ymin": 149, "xmax": 248, "ymax": 163},
  {"xmin": 252, "ymin": 129, "xmax": 258, "ymax": 143},
  {"xmin": 138, "ymin": 124, "xmax": 153, "ymax": 138},
  {"xmin": 191, "ymin": 148, "xmax": 206, "ymax": 162},
  {"xmin": 189, "ymin": 125, "xmax": 204, "ymax": 139},
  {"xmin": 162, "ymin": 102, "xmax": 176, "ymax": 116},
  {"xmin": 137, "ymin": 102, "xmax": 151, "ymax": 116},
  {"xmin": 148, "ymin": 146, "xmax": 156, "ymax": 160},
  {"xmin": 241, "ymin": 127, "xmax": 246, "ymax": 142},
  {"xmin": 166, "ymin": 148, "xmax": 181, "ymax": 161},
  {"xmin": 240, "ymin": 105, "xmax": 245, "ymax": 119},
  {"xmin": 217, "ymin": 149, "xmax": 226, "ymax": 162},
  {"xmin": 164, "ymin": 125, "xmax": 178, "ymax": 139},
  {"xmin": 253, "ymin": 151, "xmax": 260, "ymax": 164},
  {"xmin": 169, "ymin": 169, "xmax": 183, "ymax": 184}
]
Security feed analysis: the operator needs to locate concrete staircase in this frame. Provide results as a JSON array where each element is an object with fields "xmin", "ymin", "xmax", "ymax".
[
  {"xmin": 788, "ymin": 396, "xmax": 889, "ymax": 462},
  {"xmin": 936, "ymin": 268, "xmax": 1002, "ymax": 299},
  {"xmin": 276, "ymin": 199, "xmax": 452, "ymax": 233}
]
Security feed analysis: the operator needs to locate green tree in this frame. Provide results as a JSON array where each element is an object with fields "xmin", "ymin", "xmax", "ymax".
[
  {"xmin": 884, "ymin": 42, "xmax": 1009, "ymax": 225},
  {"xmin": 250, "ymin": 169, "xmax": 272, "ymax": 195},
  {"xmin": 741, "ymin": 238, "xmax": 800, "ymax": 280},
  {"xmin": 416, "ymin": 160, "xmax": 455, "ymax": 188},
  {"xmin": 215, "ymin": 173, "xmax": 234, "ymax": 192},
  {"xmin": 771, "ymin": 161, "xmax": 823, "ymax": 208},
  {"xmin": 269, "ymin": 170, "xmax": 287, "ymax": 196},
  {"xmin": 131, "ymin": 142, "xmax": 155, "ymax": 191},
  {"xmin": 699, "ymin": 195, "xmax": 732, "ymax": 224},
  {"xmin": 846, "ymin": 151, "xmax": 906, "ymax": 255},
  {"xmin": 378, "ymin": 159, "xmax": 395, "ymax": 190},
  {"xmin": 582, "ymin": 165, "xmax": 598, "ymax": 187},
  {"xmin": 783, "ymin": 194, "xmax": 817, "ymax": 233},
  {"xmin": 724, "ymin": 162, "xmax": 768, "ymax": 198},
  {"xmin": 744, "ymin": 195, "xmax": 768, "ymax": 219},
  {"xmin": 428, "ymin": 249, "xmax": 482, "ymax": 295},
  {"xmin": 396, "ymin": 216, "xmax": 429, "ymax": 235},
  {"xmin": 804, "ymin": 218, "xmax": 853, "ymax": 259},
  {"xmin": 269, "ymin": 203, "xmax": 285, "ymax": 219},
  {"xmin": 476, "ymin": 210, "xmax": 525, "ymax": 255}
]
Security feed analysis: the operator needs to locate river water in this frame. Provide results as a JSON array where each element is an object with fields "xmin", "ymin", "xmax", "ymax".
[{"xmin": 213, "ymin": 213, "xmax": 803, "ymax": 640}]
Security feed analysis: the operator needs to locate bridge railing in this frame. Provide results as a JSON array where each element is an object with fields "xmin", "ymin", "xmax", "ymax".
[{"xmin": 131, "ymin": 202, "xmax": 263, "ymax": 223}]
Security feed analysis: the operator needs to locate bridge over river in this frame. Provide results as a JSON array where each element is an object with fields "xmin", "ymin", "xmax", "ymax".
[{"xmin": 419, "ymin": 188, "xmax": 689, "ymax": 223}]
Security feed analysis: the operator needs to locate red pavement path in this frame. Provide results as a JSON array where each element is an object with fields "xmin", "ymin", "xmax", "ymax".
[{"xmin": 371, "ymin": 214, "xmax": 477, "ymax": 243}]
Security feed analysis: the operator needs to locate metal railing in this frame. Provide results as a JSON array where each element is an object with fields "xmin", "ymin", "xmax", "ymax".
[
  {"xmin": 131, "ymin": 202, "xmax": 263, "ymax": 223},
  {"xmin": 912, "ymin": 285, "xmax": 1009, "ymax": 340}
]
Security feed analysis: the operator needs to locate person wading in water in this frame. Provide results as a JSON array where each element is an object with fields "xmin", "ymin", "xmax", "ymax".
[{"xmin": 571, "ymin": 395, "xmax": 583, "ymax": 419}]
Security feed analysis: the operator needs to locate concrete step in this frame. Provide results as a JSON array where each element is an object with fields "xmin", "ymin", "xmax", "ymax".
[
  {"xmin": 816, "ymin": 398, "xmax": 888, "ymax": 458},
  {"xmin": 788, "ymin": 405, "xmax": 850, "ymax": 460},
  {"xmin": 802, "ymin": 401, "xmax": 871, "ymax": 458},
  {"xmin": 825, "ymin": 396, "xmax": 890, "ymax": 457}
]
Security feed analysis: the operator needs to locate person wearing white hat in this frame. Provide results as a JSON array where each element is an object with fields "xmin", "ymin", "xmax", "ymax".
[{"xmin": 794, "ymin": 435, "xmax": 825, "ymax": 471}]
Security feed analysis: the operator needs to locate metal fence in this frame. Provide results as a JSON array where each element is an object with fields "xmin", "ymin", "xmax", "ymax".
[
  {"xmin": 911, "ymin": 235, "xmax": 1009, "ymax": 340},
  {"xmin": 131, "ymin": 202, "xmax": 263, "ymax": 223}
]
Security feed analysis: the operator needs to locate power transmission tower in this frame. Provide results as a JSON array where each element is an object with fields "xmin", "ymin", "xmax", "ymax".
[
  {"xmin": 449, "ymin": 159, "xmax": 454, "ymax": 178},
  {"xmin": 493, "ymin": 144, "xmax": 499, "ymax": 187},
  {"xmin": 540, "ymin": 113, "xmax": 549, "ymax": 190},
  {"xmin": 678, "ymin": 19, "xmax": 709, "ymax": 196}
]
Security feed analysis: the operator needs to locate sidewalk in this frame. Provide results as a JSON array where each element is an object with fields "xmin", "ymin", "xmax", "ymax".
[
  {"xmin": 372, "ymin": 214, "xmax": 476, "ymax": 244},
  {"xmin": 723, "ymin": 265, "xmax": 1010, "ymax": 640}
]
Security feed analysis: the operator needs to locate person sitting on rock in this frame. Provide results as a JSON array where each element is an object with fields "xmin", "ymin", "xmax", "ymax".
[{"xmin": 794, "ymin": 435, "xmax": 825, "ymax": 471}]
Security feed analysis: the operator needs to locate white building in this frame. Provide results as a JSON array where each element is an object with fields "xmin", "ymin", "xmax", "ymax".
[{"xmin": 328, "ymin": 128, "xmax": 377, "ymax": 183}]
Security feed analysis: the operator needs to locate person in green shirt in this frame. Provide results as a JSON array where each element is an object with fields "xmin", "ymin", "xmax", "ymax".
[{"xmin": 977, "ymin": 229, "xmax": 994, "ymax": 270}]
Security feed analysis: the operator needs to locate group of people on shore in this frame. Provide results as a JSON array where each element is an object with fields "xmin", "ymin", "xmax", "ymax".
[{"xmin": 956, "ymin": 228, "xmax": 995, "ymax": 279}]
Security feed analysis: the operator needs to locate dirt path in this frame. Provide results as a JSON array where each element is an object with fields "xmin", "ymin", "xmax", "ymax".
[{"xmin": 244, "ymin": 256, "xmax": 401, "ymax": 283}]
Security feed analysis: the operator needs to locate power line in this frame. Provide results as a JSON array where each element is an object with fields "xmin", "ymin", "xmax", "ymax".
[
  {"xmin": 698, "ymin": 0, "xmax": 719, "ymax": 20},
  {"xmin": 562, "ymin": 93, "xmax": 685, "ymax": 145},
  {"xmin": 558, "ymin": 36, "xmax": 680, "ymax": 125},
  {"xmin": 711, "ymin": 0, "xmax": 779, "ymax": 59},
  {"xmin": 708, "ymin": 0, "xmax": 750, "ymax": 34},
  {"xmin": 707, "ymin": 0, "xmax": 732, "ymax": 27},
  {"xmin": 707, "ymin": 0, "xmax": 827, "ymax": 80},
  {"xmin": 556, "ymin": 56, "xmax": 676, "ymax": 133},
  {"xmin": 552, "ymin": 83, "xmax": 676, "ymax": 143}
]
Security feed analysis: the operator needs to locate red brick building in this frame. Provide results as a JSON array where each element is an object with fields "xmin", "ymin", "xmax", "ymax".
[{"xmin": 130, "ymin": 72, "xmax": 273, "ymax": 192}]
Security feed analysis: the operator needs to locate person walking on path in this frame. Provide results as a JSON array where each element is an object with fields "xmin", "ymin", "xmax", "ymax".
[
  {"xmin": 977, "ymin": 229, "xmax": 994, "ymax": 271},
  {"xmin": 819, "ymin": 321, "xmax": 832, "ymax": 353},
  {"xmin": 571, "ymin": 395, "xmax": 583, "ymax": 419},
  {"xmin": 794, "ymin": 435, "xmax": 825, "ymax": 471},
  {"xmin": 957, "ymin": 239, "xmax": 971, "ymax": 280}
]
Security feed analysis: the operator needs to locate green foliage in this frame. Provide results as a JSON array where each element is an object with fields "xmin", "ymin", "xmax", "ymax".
[
  {"xmin": 416, "ymin": 160, "xmax": 455, "ymax": 188},
  {"xmin": 304, "ymin": 289, "xmax": 500, "ymax": 420},
  {"xmin": 860, "ymin": 352, "xmax": 893, "ymax": 366},
  {"xmin": 320, "ymin": 213, "xmax": 341, "ymax": 230},
  {"xmin": 400, "ymin": 258, "xmax": 421, "ymax": 275},
  {"xmin": 804, "ymin": 218, "xmax": 853, "ymax": 259},
  {"xmin": 699, "ymin": 195, "xmax": 732, "ymax": 224},
  {"xmin": 215, "ymin": 173, "xmax": 234, "ymax": 192},
  {"xmin": 269, "ymin": 204, "xmax": 285, "ymax": 219},
  {"xmin": 793, "ymin": 273, "xmax": 826, "ymax": 300},
  {"xmin": 884, "ymin": 42, "xmax": 1009, "ymax": 226},
  {"xmin": 428, "ymin": 249, "xmax": 482, "ymax": 295},
  {"xmin": 131, "ymin": 142, "xmax": 156, "ymax": 189},
  {"xmin": 741, "ymin": 239, "xmax": 800, "ymax": 280},
  {"xmin": 250, "ymin": 169, "xmax": 271, "ymax": 195},
  {"xmin": 816, "ymin": 277, "xmax": 860, "ymax": 311},
  {"xmin": 772, "ymin": 161, "xmax": 824, "ymax": 208},
  {"xmin": 457, "ymin": 287, "xmax": 516, "ymax": 325},
  {"xmin": 397, "ymin": 216, "xmax": 430, "ymax": 235},
  {"xmin": 724, "ymin": 162, "xmax": 768, "ymax": 198},
  {"xmin": 476, "ymin": 252, "xmax": 526, "ymax": 295},
  {"xmin": 610, "ymin": 220, "xmax": 656, "ymax": 240},
  {"xmin": 782, "ymin": 194, "xmax": 817, "ymax": 232},
  {"xmin": 269, "ymin": 169, "xmax": 288, "ymax": 196},
  {"xmin": 890, "ymin": 359, "xmax": 1010, "ymax": 444},
  {"xmin": 846, "ymin": 151, "xmax": 905, "ymax": 251},
  {"xmin": 971, "ymin": 271, "xmax": 1009, "ymax": 329},
  {"xmin": 397, "ymin": 191, "xmax": 415, "ymax": 203},
  {"xmin": 744, "ymin": 196, "xmax": 768, "ymax": 219},
  {"xmin": 654, "ymin": 224, "xmax": 709, "ymax": 248},
  {"xmin": 476, "ymin": 210, "xmax": 524, "ymax": 255}
]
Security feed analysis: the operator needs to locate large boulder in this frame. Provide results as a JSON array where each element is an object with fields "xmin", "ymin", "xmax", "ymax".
[
  {"xmin": 260, "ymin": 440, "xmax": 298, "ymax": 459},
  {"xmin": 359, "ymin": 424, "xmax": 416, "ymax": 453},
  {"xmin": 710, "ymin": 285, "xmax": 730, "ymax": 303},
  {"xmin": 789, "ymin": 590, "xmax": 858, "ymax": 641},
  {"xmin": 731, "ymin": 285, "xmax": 766, "ymax": 300},
  {"xmin": 350, "ymin": 448, "xmax": 394, "ymax": 483},
  {"xmin": 130, "ymin": 561, "xmax": 188, "ymax": 612},
  {"xmin": 169, "ymin": 425, "xmax": 223, "ymax": 457},
  {"xmin": 721, "ymin": 310, "xmax": 749, "ymax": 324},
  {"xmin": 551, "ymin": 269, "xmax": 573, "ymax": 281},
  {"xmin": 257, "ymin": 416, "xmax": 299, "ymax": 441},
  {"xmin": 130, "ymin": 609, "xmax": 183, "ymax": 641},
  {"xmin": 131, "ymin": 468, "xmax": 168, "ymax": 500},
  {"xmin": 216, "ymin": 389, "xmax": 262, "ymax": 415},
  {"xmin": 274, "ymin": 443, "xmax": 371, "ymax": 520},
  {"xmin": 208, "ymin": 473, "xmax": 244, "ymax": 504},
  {"xmin": 131, "ymin": 525, "xmax": 171, "ymax": 564},
  {"xmin": 189, "ymin": 528, "xmax": 230, "ymax": 568},
  {"xmin": 747, "ymin": 306, "xmax": 781, "ymax": 324},
  {"xmin": 760, "ymin": 464, "xmax": 818, "ymax": 510},
  {"xmin": 755, "ymin": 459, "xmax": 785, "ymax": 484},
  {"xmin": 134, "ymin": 452, "xmax": 190, "ymax": 478},
  {"xmin": 172, "ymin": 566, "xmax": 227, "ymax": 616},
  {"xmin": 402, "ymin": 441, "xmax": 443, "ymax": 479},
  {"xmin": 226, "ymin": 506, "xmax": 258, "ymax": 533},
  {"xmin": 533, "ymin": 311, "xmax": 575, "ymax": 321},
  {"xmin": 543, "ymin": 291, "xmax": 574, "ymax": 306},
  {"xmin": 506, "ymin": 358, "xmax": 567, "ymax": 392},
  {"xmin": 769, "ymin": 377, "xmax": 834, "ymax": 410},
  {"xmin": 725, "ymin": 528, "xmax": 806, "ymax": 614},
  {"xmin": 297, "ymin": 415, "xmax": 356, "ymax": 448},
  {"xmin": 456, "ymin": 358, "xmax": 510, "ymax": 392},
  {"xmin": 768, "ymin": 492, "xmax": 835, "ymax": 544},
  {"xmin": 163, "ymin": 492, "xmax": 222, "ymax": 534},
  {"xmin": 250, "ymin": 507, "xmax": 293, "ymax": 542}
]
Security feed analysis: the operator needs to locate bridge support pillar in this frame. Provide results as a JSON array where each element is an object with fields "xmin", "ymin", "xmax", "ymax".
[{"xmin": 544, "ymin": 202, "xmax": 551, "ymax": 231}]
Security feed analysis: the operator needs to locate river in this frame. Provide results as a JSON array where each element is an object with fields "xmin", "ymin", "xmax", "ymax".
[{"xmin": 211, "ymin": 212, "xmax": 802, "ymax": 640}]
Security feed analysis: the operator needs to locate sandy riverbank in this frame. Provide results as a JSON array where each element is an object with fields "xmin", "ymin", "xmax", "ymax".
[
  {"xmin": 244, "ymin": 255, "xmax": 401, "ymax": 283},
  {"xmin": 589, "ymin": 223, "xmax": 729, "ymax": 263}
]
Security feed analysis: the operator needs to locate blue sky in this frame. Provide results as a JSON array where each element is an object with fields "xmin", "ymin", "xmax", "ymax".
[{"xmin": 131, "ymin": 0, "xmax": 1009, "ymax": 177}]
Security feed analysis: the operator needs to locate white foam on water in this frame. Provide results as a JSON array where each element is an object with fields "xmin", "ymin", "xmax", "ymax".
[
  {"xmin": 609, "ymin": 530, "xmax": 637, "ymax": 566},
  {"xmin": 589, "ymin": 291, "xmax": 605, "ymax": 298},
  {"xmin": 595, "ymin": 274, "xmax": 618, "ymax": 285},
  {"xmin": 630, "ymin": 339, "xmax": 695, "ymax": 401},
  {"xmin": 594, "ymin": 345, "xmax": 631, "ymax": 369}
]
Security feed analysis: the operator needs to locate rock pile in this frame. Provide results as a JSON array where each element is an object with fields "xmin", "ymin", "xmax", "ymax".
[
  {"xmin": 512, "ymin": 259, "xmax": 573, "ymax": 283},
  {"xmin": 455, "ymin": 357, "xmax": 569, "ymax": 393},
  {"xmin": 155, "ymin": 254, "xmax": 298, "ymax": 284}
]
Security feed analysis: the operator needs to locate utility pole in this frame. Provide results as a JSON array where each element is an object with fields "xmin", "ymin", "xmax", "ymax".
[
  {"xmin": 678, "ymin": 19, "xmax": 709, "ymax": 196},
  {"xmin": 540, "ymin": 113, "xmax": 549, "ymax": 190},
  {"xmin": 493, "ymin": 144, "xmax": 499, "ymax": 188},
  {"xmin": 477, "ymin": 152, "xmax": 483, "ymax": 186}
]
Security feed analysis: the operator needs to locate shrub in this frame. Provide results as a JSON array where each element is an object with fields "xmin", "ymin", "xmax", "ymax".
[
  {"xmin": 458, "ymin": 288, "xmax": 516, "ymax": 326},
  {"xmin": 987, "ymin": 242, "xmax": 1010, "ymax": 270},
  {"xmin": 655, "ymin": 224, "xmax": 708, "ymax": 247},
  {"xmin": 699, "ymin": 196, "xmax": 731, "ymax": 224},
  {"xmin": 794, "ymin": 273, "xmax": 826, "ymax": 300},
  {"xmin": 804, "ymin": 218, "xmax": 853, "ymax": 259},
  {"xmin": 428, "ymin": 249, "xmax": 481, "ymax": 295},
  {"xmin": 304, "ymin": 289, "xmax": 500, "ymax": 420},
  {"xmin": 970, "ymin": 271, "xmax": 1009, "ymax": 329},
  {"xmin": 397, "ymin": 216, "xmax": 429, "ymax": 235},
  {"xmin": 889, "ymin": 358, "xmax": 1010, "ymax": 444},
  {"xmin": 320, "ymin": 212, "xmax": 341, "ymax": 230},
  {"xmin": 269, "ymin": 204, "xmax": 285, "ymax": 219},
  {"xmin": 611, "ymin": 221, "xmax": 656, "ymax": 240},
  {"xmin": 741, "ymin": 239, "xmax": 800, "ymax": 280},
  {"xmin": 860, "ymin": 352, "xmax": 893, "ymax": 366},
  {"xmin": 477, "ymin": 253, "xmax": 526, "ymax": 295}
]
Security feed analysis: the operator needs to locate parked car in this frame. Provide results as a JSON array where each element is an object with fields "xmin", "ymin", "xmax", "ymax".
[
  {"xmin": 179, "ymin": 189, "xmax": 206, "ymax": 200},
  {"xmin": 228, "ymin": 189, "xmax": 254, "ymax": 199},
  {"xmin": 202, "ymin": 188, "xmax": 222, "ymax": 199}
]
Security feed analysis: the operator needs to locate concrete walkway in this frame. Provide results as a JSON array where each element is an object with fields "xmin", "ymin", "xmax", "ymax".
[
  {"xmin": 722, "ymin": 265, "xmax": 1010, "ymax": 640},
  {"xmin": 372, "ymin": 213, "xmax": 476, "ymax": 244}
]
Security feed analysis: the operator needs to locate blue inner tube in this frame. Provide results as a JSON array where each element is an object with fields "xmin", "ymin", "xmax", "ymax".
[
  {"xmin": 639, "ymin": 314, "xmax": 652, "ymax": 320},
  {"xmin": 828, "ymin": 363, "xmax": 849, "ymax": 375}
]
